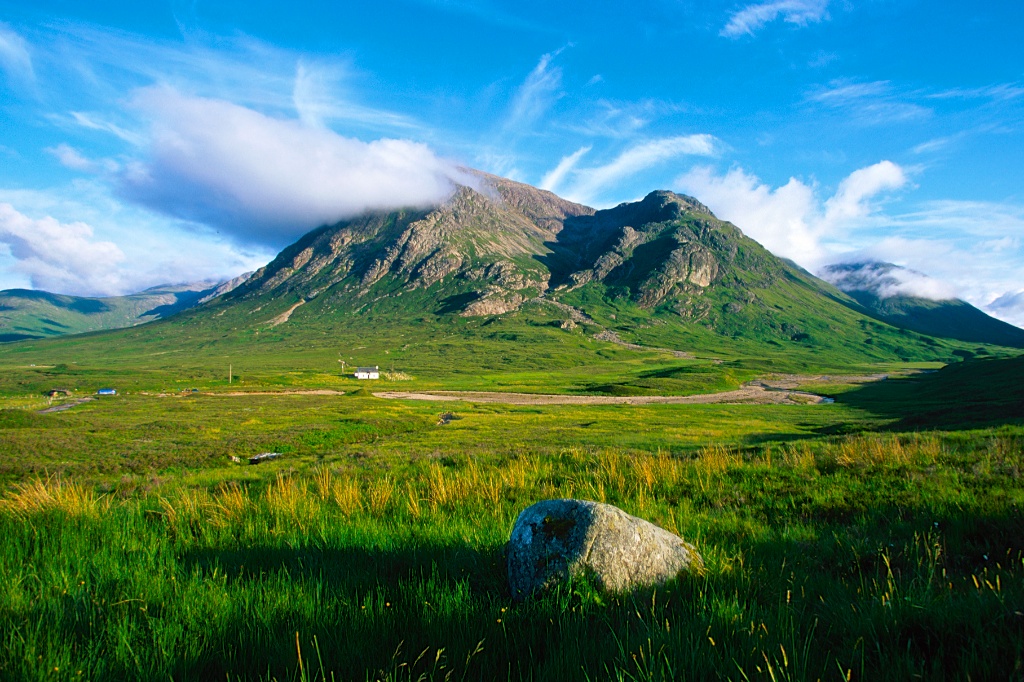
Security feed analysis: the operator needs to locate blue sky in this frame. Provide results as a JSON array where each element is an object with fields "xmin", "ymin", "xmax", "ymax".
[{"xmin": 1, "ymin": 0, "xmax": 1023, "ymax": 324}]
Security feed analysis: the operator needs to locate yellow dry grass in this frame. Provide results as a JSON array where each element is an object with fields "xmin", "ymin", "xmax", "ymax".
[{"xmin": 0, "ymin": 476, "xmax": 108, "ymax": 518}]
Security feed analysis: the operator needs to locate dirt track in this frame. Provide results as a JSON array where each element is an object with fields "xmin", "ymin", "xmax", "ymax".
[
  {"xmin": 374, "ymin": 385, "xmax": 832, "ymax": 406},
  {"xmin": 37, "ymin": 397, "xmax": 95, "ymax": 413},
  {"xmin": 212, "ymin": 389, "xmax": 345, "ymax": 396}
]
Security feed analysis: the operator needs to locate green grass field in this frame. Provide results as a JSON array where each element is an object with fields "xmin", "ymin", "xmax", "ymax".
[{"xmin": 1, "ymin": 330, "xmax": 1023, "ymax": 680}]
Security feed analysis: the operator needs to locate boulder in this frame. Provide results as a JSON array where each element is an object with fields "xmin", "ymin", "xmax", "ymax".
[{"xmin": 507, "ymin": 499, "xmax": 703, "ymax": 600}]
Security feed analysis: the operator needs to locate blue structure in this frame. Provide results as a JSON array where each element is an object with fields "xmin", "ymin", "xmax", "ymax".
[{"xmin": 96, "ymin": 388, "xmax": 117, "ymax": 396}]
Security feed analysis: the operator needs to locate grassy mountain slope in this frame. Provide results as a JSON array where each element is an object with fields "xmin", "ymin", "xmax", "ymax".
[
  {"xmin": 0, "ymin": 274, "xmax": 250, "ymax": 342},
  {"xmin": 821, "ymin": 261, "xmax": 1024, "ymax": 348}
]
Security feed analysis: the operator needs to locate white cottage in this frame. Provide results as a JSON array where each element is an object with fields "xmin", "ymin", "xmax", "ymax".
[{"xmin": 354, "ymin": 366, "xmax": 380, "ymax": 380}]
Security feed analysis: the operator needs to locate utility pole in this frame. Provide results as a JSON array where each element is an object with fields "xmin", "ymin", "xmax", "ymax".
[{"xmin": 229, "ymin": 363, "xmax": 232, "ymax": 384}]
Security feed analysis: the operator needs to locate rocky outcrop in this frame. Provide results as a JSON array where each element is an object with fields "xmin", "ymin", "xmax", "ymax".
[
  {"xmin": 636, "ymin": 242, "xmax": 719, "ymax": 308},
  {"xmin": 507, "ymin": 499, "xmax": 703, "ymax": 600},
  {"xmin": 461, "ymin": 291, "xmax": 528, "ymax": 317}
]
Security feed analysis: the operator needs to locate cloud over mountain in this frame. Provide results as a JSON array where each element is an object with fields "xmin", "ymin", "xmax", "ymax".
[
  {"xmin": 118, "ymin": 88, "xmax": 470, "ymax": 247},
  {"xmin": 818, "ymin": 261, "xmax": 958, "ymax": 301}
]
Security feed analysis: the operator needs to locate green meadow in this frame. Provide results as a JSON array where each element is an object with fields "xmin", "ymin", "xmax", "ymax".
[{"xmin": 1, "ymin": 320, "xmax": 1023, "ymax": 680}]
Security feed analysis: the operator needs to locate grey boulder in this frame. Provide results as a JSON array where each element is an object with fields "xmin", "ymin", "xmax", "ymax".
[{"xmin": 507, "ymin": 499, "xmax": 703, "ymax": 600}]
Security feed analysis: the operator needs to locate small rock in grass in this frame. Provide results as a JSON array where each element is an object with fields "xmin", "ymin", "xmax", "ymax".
[{"xmin": 507, "ymin": 499, "xmax": 703, "ymax": 600}]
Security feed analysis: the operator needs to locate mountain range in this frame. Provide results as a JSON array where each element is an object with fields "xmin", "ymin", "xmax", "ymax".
[{"xmin": 0, "ymin": 274, "xmax": 250, "ymax": 342}]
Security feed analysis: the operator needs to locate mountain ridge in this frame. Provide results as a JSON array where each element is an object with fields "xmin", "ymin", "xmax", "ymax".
[{"xmin": 0, "ymin": 276, "xmax": 251, "ymax": 342}]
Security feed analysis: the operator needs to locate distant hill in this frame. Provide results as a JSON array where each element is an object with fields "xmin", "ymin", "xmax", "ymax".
[
  {"xmin": 0, "ymin": 273, "xmax": 251, "ymax": 342},
  {"xmin": 820, "ymin": 261, "xmax": 1024, "ymax": 349}
]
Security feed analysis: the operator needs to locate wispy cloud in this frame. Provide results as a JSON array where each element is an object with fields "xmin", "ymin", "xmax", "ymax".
[
  {"xmin": 46, "ymin": 144, "xmax": 94, "ymax": 172},
  {"xmin": 504, "ymin": 49, "xmax": 565, "ymax": 134},
  {"xmin": 67, "ymin": 111, "xmax": 146, "ymax": 145},
  {"xmin": 563, "ymin": 98, "xmax": 692, "ymax": 139},
  {"xmin": 676, "ymin": 160, "xmax": 908, "ymax": 267},
  {"xmin": 32, "ymin": 22, "xmax": 420, "ymax": 138},
  {"xmin": 912, "ymin": 136, "xmax": 955, "ymax": 155},
  {"xmin": 720, "ymin": 0, "xmax": 829, "ymax": 38},
  {"xmin": 292, "ymin": 60, "xmax": 420, "ymax": 131},
  {"xmin": 806, "ymin": 79, "xmax": 931, "ymax": 125},
  {"xmin": 927, "ymin": 83, "xmax": 1024, "ymax": 101},
  {"xmin": 539, "ymin": 146, "xmax": 591, "ymax": 193},
  {"xmin": 0, "ymin": 202, "xmax": 125, "ymax": 296},
  {"xmin": 118, "ymin": 87, "xmax": 468, "ymax": 247},
  {"xmin": 0, "ymin": 22, "xmax": 35, "ymax": 87},
  {"xmin": 565, "ymin": 135, "xmax": 718, "ymax": 204}
]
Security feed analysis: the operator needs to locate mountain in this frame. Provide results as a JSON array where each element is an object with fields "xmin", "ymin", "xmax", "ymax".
[
  {"xmin": 210, "ymin": 174, "xmax": 976, "ymax": 367},
  {"xmin": 820, "ymin": 261, "xmax": 1024, "ymax": 349},
  {"xmin": 0, "ymin": 275, "xmax": 251, "ymax": 342}
]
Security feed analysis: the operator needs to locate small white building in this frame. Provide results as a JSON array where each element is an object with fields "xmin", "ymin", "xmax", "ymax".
[{"xmin": 354, "ymin": 366, "xmax": 380, "ymax": 380}]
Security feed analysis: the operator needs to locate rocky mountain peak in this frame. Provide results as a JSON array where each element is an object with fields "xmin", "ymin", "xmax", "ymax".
[{"xmin": 226, "ymin": 173, "xmax": 593, "ymax": 312}]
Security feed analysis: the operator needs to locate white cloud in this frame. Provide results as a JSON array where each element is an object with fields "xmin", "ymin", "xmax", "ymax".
[
  {"xmin": 680, "ymin": 165, "xmax": 824, "ymax": 264},
  {"xmin": 566, "ymin": 135, "xmax": 718, "ymax": 204},
  {"xmin": 875, "ymin": 270, "xmax": 956, "ymax": 300},
  {"xmin": 721, "ymin": 0, "xmax": 829, "ymax": 38},
  {"xmin": 292, "ymin": 60, "xmax": 419, "ymax": 131},
  {"xmin": 0, "ymin": 22, "xmax": 34, "ymax": 86},
  {"xmin": 540, "ymin": 146, "xmax": 590, "ymax": 193},
  {"xmin": 118, "ymin": 87, "xmax": 469, "ymax": 247},
  {"xmin": 824, "ymin": 161, "xmax": 907, "ymax": 225},
  {"xmin": 47, "ymin": 144, "xmax": 98, "ymax": 172},
  {"xmin": 0, "ymin": 183, "xmax": 275, "ymax": 295},
  {"xmin": 0, "ymin": 203, "xmax": 125, "ymax": 296},
  {"xmin": 505, "ymin": 50, "xmax": 564, "ymax": 133},
  {"xmin": 676, "ymin": 160, "xmax": 908, "ymax": 268}
]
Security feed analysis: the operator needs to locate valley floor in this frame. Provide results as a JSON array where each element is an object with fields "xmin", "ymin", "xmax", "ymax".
[{"xmin": 0, "ymin": 355, "xmax": 1022, "ymax": 681}]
